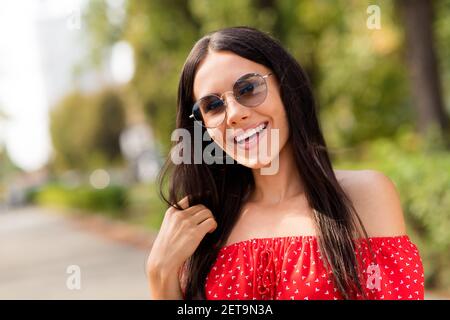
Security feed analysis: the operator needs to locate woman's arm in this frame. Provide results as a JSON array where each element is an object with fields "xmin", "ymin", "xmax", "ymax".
[
  {"xmin": 147, "ymin": 262, "xmax": 183, "ymax": 300},
  {"xmin": 339, "ymin": 169, "xmax": 407, "ymax": 237}
]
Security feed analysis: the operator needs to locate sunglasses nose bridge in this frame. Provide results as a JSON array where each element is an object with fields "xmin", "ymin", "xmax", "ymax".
[
  {"xmin": 220, "ymin": 90, "xmax": 245, "ymax": 119},
  {"xmin": 220, "ymin": 90, "xmax": 235, "ymax": 105}
]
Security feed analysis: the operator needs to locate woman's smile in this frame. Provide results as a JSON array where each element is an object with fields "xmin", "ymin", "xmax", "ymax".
[{"xmin": 233, "ymin": 121, "xmax": 269, "ymax": 150}]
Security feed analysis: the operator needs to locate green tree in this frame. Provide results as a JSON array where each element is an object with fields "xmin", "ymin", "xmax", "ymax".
[
  {"xmin": 82, "ymin": 0, "xmax": 450, "ymax": 152},
  {"xmin": 397, "ymin": 0, "xmax": 450, "ymax": 147},
  {"xmin": 50, "ymin": 89, "xmax": 126, "ymax": 171}
]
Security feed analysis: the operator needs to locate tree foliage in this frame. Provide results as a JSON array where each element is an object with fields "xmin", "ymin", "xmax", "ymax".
[
  {"xmin": 50, "ymin": 89, "xmax": 126, "ymax": 170},
  {"xmin": 81, "ymin": 0, "xmax": 449, "ymax": 153}
]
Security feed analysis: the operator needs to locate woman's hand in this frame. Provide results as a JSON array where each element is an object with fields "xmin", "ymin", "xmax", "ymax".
[{"xmin": 146, "ymin": 195, "xmax": 217, "ymax": 279}]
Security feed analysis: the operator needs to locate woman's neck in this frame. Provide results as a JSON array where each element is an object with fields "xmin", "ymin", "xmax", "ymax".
[{"xmin": 248, "ymin": 141, "xmax": 305, "ymax": 205}]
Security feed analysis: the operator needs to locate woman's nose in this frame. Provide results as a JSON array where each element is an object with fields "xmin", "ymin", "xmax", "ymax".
[{"xmin": 224, "ymin": 93, "xmax": 250, "ymax": 126}]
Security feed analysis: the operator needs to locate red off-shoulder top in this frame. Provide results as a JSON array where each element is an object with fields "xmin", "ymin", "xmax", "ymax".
[{"xmin": 203, "ymin": 235, "xmax": 424, "ymax": 300}]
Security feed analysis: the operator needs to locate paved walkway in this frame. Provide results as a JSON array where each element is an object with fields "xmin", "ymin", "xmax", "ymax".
[{"xmin": 0, "ymin": 206, "xmax": 153, "ymax": 299}]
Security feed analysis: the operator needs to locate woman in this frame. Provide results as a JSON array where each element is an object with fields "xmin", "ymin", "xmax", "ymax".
[{"xmin": 146, "ymin": 26, "xmax": 425, "ymax": 300}]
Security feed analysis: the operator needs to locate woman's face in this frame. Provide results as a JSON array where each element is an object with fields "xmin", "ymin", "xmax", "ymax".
[{"xmin": 192, "ymin": 50, "xmax": 290, "ymax": 169}]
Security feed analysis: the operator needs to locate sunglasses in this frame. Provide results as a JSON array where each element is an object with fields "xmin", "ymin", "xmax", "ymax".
[{"xmin": 189, "ymin": 72, "xmax": 273, "ymax": 128}]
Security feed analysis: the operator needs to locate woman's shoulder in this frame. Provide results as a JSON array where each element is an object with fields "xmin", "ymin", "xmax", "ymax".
[{"xmin": 334, "ymin": 169, "xmax": 407, "ymax": 238}]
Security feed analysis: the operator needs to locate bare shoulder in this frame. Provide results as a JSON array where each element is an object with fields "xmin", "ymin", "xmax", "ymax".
[{"xmin": 333, "ymin": 169, "xmax": 407, "ymax": 237}]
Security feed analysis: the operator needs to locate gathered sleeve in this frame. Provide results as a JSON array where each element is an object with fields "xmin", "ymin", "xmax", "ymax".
[{"xmin": 356, "ymin": 235, "xmax": 425, "ymax": 300}]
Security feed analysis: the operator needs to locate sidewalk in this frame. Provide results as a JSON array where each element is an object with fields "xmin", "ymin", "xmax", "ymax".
[{"xmin": 0, "ymin": 206, "xmax": 155, "ymax": 299}]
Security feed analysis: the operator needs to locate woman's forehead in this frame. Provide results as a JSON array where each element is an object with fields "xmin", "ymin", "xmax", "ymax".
[{"xmin": 193, "ymin": 51, "xmax": 268, "ymax": 100}]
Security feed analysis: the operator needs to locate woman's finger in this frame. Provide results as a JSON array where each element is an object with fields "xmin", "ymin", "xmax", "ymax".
[
  {"xmin": 198, "ymin": 217, "xmax": 218, "ymax": 234},
  {"xmin": 176, "ymin": 195, "xmax": 190, "ymax": 210},
  {"xmin": 192, "ymin": 208, "xmax": 214, "ymax": 225}
]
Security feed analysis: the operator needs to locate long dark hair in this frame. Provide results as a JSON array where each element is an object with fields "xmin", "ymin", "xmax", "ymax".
[{"xmin": 158, "ymin": 26, "xmax": 372, "ymax": 299}]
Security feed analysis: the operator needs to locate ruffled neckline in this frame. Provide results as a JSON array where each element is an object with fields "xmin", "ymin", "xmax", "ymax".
[{"xmin": 218, "ymin": 234, "xmax": 410, "ymax": 252}]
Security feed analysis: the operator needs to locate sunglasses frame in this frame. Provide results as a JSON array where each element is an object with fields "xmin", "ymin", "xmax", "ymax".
[{"xmin": 189, "ymin": 72, "xmax": 273, "ymax": 128}]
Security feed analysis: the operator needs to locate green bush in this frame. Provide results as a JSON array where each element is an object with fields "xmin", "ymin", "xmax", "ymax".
[
  {"xmin": 27, "ymin": 181, "xmax": 167, "ymax": 229},
  {"xmin": 30, "ymin": 184, "xmax": 128, "ymax": 219},
  {"xmin": 125, "ymin": 182, "xmax": 167, "ymax": 230},
  {"xmin": 334, "ymin": 130, "xmax": 450, "ymax": 292}
]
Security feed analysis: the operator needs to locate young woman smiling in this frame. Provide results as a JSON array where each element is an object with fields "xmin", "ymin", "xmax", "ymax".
[{"xmin": 145, "ymin": 27, "xmax": 425, "ymax": 300}]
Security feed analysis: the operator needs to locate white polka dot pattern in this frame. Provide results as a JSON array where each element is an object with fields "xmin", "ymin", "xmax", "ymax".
[{"xmin": 204, "ymin": 235, "xmax": 425, "ymax": 300}]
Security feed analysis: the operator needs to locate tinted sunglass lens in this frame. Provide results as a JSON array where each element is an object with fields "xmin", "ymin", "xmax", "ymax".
[
  {"xmin": 234, "ymin": 74, "xmax": 267, "ymax": 107},
  {"xmin": 198, "ymin": 96, "xmax": 226, "ymax": 128}
]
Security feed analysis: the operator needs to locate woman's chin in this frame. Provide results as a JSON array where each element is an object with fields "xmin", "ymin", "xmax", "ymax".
[{"xmin": 235, "ymin": 154, "xmax": 278, "ymax": 170}]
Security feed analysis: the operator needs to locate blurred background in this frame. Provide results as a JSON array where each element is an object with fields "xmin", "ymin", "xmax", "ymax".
[{"xmin": 0, "ymin": 0, "xmax": 449, "ymax": 299}]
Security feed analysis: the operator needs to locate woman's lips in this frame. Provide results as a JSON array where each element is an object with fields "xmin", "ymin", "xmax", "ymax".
[
  {"xmin": 233, "ymin": 121, "xmax": 269, "ymax": 143},
  {"xmin": 235, "ymin": 121, "xmax": 269, "ymax": 151},
  {"xmin": 233, "ymin": 122, "xmax": 268, "ymax": 142}
]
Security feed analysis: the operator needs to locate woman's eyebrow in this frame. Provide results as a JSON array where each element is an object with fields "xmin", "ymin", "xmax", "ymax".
[
  {"xmin": 200, "ymin": 91, "xmax": 221, "ymax": 98},
  {"xmin": 195, "ymin": 86, "xmax": 221, "ymax": 100}
]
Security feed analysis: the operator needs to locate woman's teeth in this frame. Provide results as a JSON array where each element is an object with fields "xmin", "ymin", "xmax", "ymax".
[{"xmin": 235, "ymin": 122, "xmax": 267, "ymax": 144}]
